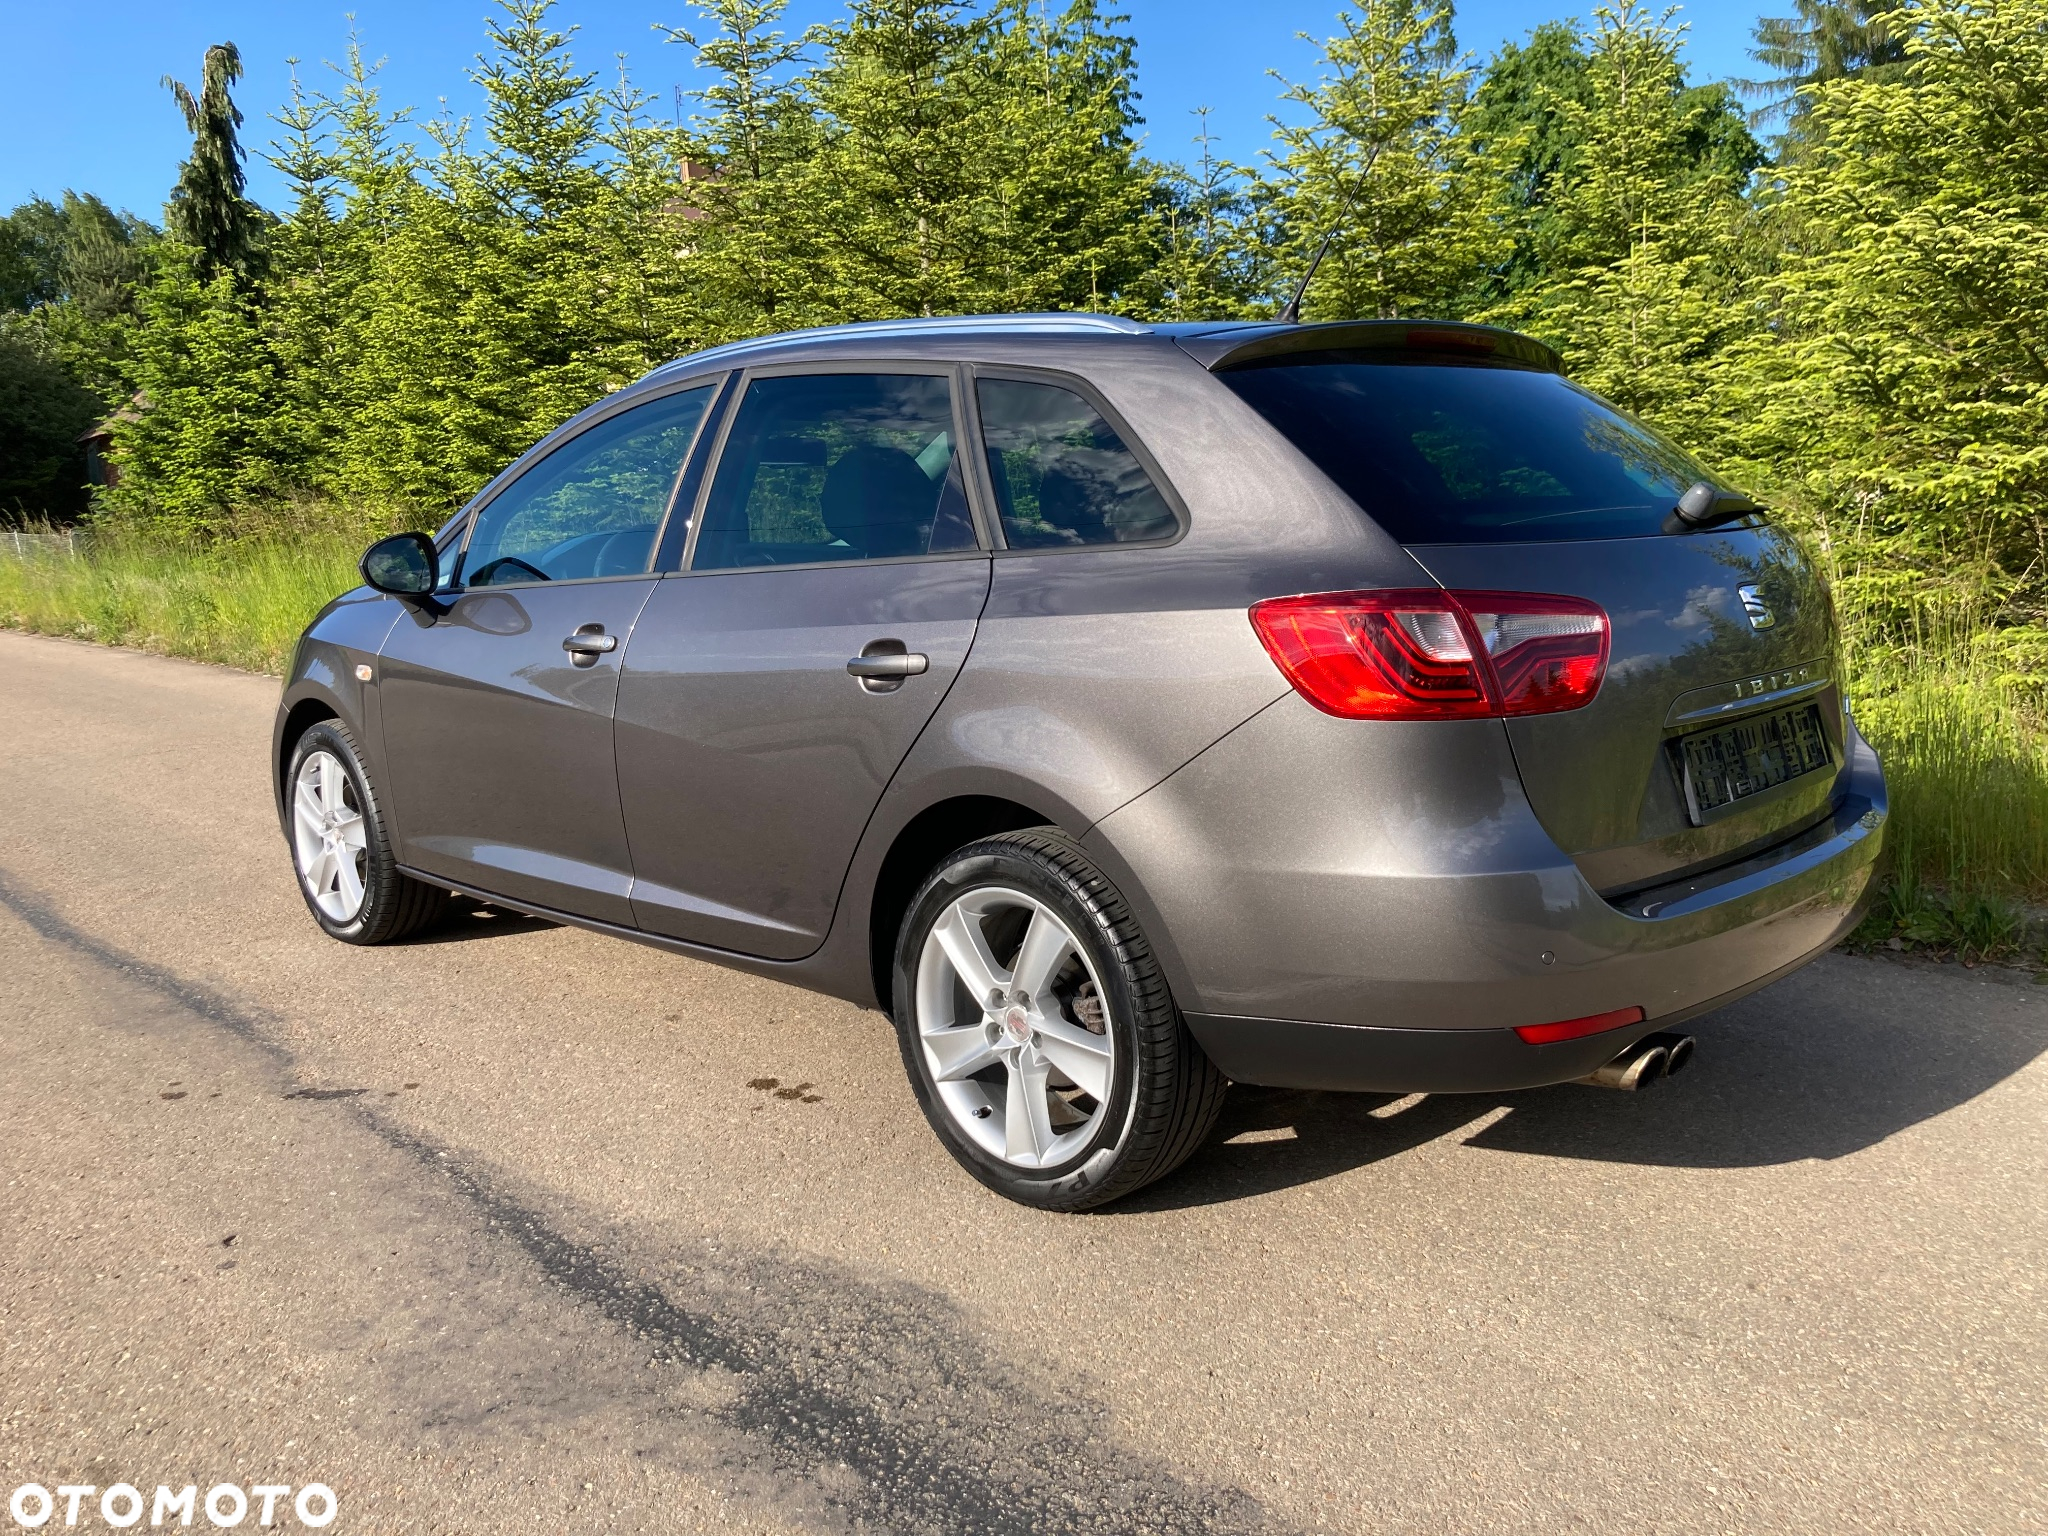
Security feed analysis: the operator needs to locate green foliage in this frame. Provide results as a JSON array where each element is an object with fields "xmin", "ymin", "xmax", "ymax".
[
  {"xmin": 1742, "ymin": 1, "xmax": 1909, "ymax": 128},
  {"xmin": 1703, "ymin": 0, "xmax": 2048, "ymax": 630},
  {"xmin": 163, "ymin": 42, "xmax": 268, "ymax": 283},
  {"xmin": 1848, "ymin": 870, "xmax": 2038, "ymax": 965},
  {"xmin": 1467, "ymin": 4, "xmax": 1757, "ymax": 435},
  {"xmin": 0, "ymin": 518, "xmax": 371, "ymax": 675},
  {"xmin": 0, "ymin": 193, "xmax": 154, "ymax": 317},
  {"xmin": 1259, "ymin": 0, "xmax": 1508, "ymax": 321},
  {"xmin": 0, "ymin": 323, "xmax": 102, "ymax": 519}
]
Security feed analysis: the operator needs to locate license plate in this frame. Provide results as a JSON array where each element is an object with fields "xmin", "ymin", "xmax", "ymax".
[{"xmin": 1676, "ymin": 703, "xmax": 1832, "ymax": 822}]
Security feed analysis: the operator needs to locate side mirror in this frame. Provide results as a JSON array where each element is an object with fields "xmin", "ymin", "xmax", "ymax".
[{"xmin": 360, "ymin": 532, "xmax": 439, "ymax": 597}]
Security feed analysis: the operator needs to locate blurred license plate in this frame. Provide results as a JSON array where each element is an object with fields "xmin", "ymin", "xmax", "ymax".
[{"xmin": 1677, "ymin": 703, "xmax": 1832, "ymax": 822}]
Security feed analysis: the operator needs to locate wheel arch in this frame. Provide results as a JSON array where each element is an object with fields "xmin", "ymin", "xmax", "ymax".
[
  {"xmin": 866, "ymin": 795, "xmax": 1060, "ymax": 1014},
  {"xmin": 274, "ymin": 687, "xmax": 349, "ymax": 826}
]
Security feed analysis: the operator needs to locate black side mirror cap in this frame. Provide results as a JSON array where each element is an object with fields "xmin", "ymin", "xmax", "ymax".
[{"xmin": 360, "ymin": 532, "xmax": 439, "ymax": 597}]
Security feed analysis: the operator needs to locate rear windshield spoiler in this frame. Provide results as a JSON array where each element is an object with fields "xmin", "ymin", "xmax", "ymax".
[{"xmin": 1176, "ymin": 320, "xmax": 1563, "ymax": 375}]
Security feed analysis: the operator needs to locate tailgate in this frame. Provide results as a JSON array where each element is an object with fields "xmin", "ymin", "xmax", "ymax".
[{"xmin": 1408, "ymin": 526, "xmax": 1845, "ymax": 894}]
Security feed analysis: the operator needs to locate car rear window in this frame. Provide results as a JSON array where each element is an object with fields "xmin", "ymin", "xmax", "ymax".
[{"xmin": 1217, "ymin": 356, "xmax": 1717, "ymax": 543}]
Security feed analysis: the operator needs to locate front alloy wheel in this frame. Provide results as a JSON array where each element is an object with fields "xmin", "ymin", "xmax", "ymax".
[
  {"xmin": 292, "ymin": 748, "xmax": 369, "ymax": 922},
  {"xmin": 285, "ymin": 717, "xmax": 448, "ymax": 945}
]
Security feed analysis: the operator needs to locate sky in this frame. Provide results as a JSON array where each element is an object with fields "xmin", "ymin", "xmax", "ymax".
[{"xmin": 0, "ymin": 1, "xmax": 1764, "ymax": 222}]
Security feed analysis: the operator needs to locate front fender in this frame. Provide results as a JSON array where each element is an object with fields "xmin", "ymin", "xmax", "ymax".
[{"xmin": 271, "ymin": 589, "xmax": 403, "ymax": 836}]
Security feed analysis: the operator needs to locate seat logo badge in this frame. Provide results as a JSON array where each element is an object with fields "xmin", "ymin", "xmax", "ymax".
[{"xmin": 1736, "ymin": 584, "xmax": 1775, "ymax": 630}]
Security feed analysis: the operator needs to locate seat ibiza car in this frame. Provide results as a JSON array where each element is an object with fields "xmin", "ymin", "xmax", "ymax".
[{"xmin": 275, "ymin": 314, "xmax": 1887, "ymax": 1209}]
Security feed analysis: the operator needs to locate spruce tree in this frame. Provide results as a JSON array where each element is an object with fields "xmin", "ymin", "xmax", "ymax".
[
  {"xmin": 162, "ymin": 43, "xmax": 267, "ymax": 283},
  {"xmin": 1259, "ymin": 0, "xmax": 1503, "ymax": 321},
  {"xmin": 1475, "ymin": 3, "xmax": 1755, "ymax": 430},
  {"xmin": 662, "ymin": 0, "xmax": 818, "ymax": 335},
  {"xmin": 1741, "ymin": 1, "xmax": 1908, "ymax": 126}
]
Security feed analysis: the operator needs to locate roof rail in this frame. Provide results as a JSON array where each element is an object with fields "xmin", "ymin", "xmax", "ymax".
[{"xmin": 642, "ymin": 312, "xmax": 1151, "ymax": 381}]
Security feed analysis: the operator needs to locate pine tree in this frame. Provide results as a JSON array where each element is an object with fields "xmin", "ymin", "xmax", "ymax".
[
  {"xmin": 1258, "ymin": 0, "xmax": 1503, "ymax": 321},
  {"xmin": 1740, "ymin": 1, "xmax": 1908, "ymax": 125},
  {"xmin": 1144, "ymin": 107, "xmax": 1258, "ymax": 320},
  {"xmin": 1479, "ymin": 2, "xmax": 1756, "ymax": 430},
  {"xmin": 1710, "ymin": 0, "xmax": 2048, "ymax": 622},
  {"xmin": 979, "ymin": 0, "xmax": 1162, "ymax": 313},
  {"xmin": 661, "ymin": 0, "xmax": 818, "ymax": 335},
  {"xmin": 162, "ymin": 43, "xmax": 267, "ymax": 283},
  {"xmin": 796, "ymin": 0, "xmax": 998, "ymax": 319}
]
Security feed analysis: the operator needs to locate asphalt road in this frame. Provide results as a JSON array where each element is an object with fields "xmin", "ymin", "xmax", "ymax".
[{"xmin": 1, "ymin": 629, "xmax": 2043, "ymax": 1535}]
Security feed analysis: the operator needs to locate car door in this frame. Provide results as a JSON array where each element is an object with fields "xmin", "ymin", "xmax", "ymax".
[
  {"xmin": 377, "ymin": 381, "xmax": 720, "ymax": 923},
  {"xmin": 615, "ymin": 365, "xmax": 991, "ymax": 958}
]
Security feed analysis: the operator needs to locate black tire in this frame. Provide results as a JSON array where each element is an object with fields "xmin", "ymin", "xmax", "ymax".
[
  {"xmin": 891, "ymin": 829, "xmax": 1226, "ymax": 1211},
  {"xmin": 285, "ymin": 718, "xmax": 448, "ymax": 945}
]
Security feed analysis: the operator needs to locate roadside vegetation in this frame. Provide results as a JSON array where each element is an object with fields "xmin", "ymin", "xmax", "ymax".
[
  {"xmin": 0, "ymin": 518, "xmax": 367, "ymax": 675},
  {"xmin": 2, "ymin": 0, "xmax": 2044, "ymax": 945}
]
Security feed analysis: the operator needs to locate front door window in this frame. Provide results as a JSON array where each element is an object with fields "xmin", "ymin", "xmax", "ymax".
[{"xmin": 461, "ymin": 386, "xmax": 715, "ymax": 587}]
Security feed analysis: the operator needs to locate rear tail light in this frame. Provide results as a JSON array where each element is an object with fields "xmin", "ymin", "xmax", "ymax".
[{"xmin": 1250, "ymin": 588, "xmax": 1609, "ymax": 720}]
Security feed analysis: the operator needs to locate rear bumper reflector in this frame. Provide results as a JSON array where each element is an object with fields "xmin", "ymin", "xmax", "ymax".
[{"xmin": 1515, "ymin": 1006, "xmax": 1646, "ymax": 1046}]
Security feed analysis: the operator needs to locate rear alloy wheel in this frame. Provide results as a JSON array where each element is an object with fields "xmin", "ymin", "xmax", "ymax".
[
  {"xmin": 893, "ymin": 830, "xmax": 1226, "ymax": 1211},
  {"xmin": 286, "ymin": 718, "xmax": 448, "ymax": 944}
]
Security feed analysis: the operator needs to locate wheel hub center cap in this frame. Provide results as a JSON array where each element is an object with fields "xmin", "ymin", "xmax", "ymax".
[{"xmin": 998, "ymin": 1005, "xmax": 1034, "ymax": 1047}]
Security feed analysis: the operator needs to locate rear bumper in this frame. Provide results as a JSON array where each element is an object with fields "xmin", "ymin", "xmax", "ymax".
[
  {"xmin": 1185, "ymin": 919, "xmax": 1854, "ymax": 1093},
  {"xmin": 1087, "ymin": 697, "xmax": 1887, "ymax": 1091}
]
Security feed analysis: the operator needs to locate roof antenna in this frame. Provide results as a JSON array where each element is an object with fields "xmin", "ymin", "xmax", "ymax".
[
  {"xmin": 1277, "ymin": 232, "xmax": 1334, "ymax": 325},
  {"xmin": 1275, "ymin": 145, "xmax": 1381, "ymax": 326}
]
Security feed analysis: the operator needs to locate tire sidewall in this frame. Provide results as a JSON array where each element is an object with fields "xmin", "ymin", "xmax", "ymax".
[
  {"xmin": 286, "ymin": 719, "xmax": 391, "ymax": 944},
  {"xmin": 892, "ymin": 841, "xmax": 1146, "ymax": 1208}
]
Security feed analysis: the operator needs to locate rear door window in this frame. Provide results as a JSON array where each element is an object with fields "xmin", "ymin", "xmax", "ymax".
[
  {"xmin": 690, "ymin": 372, "xmax": 978, "ymax": 569},
  {"xmin": 1217, "ymin": 358, "xmax": 1717, "ymax": 543},
  {"xmin": 975, "ymin": 377, "xmax": 1179, "ymax": 548}
]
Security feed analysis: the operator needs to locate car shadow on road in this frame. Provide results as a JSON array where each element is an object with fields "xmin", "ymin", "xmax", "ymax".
[
  {"xmin": 406, "ymin": 900, "xmax": 561, "ymax": 945},
  {"xmin": 1127, "ymin": 959, "xmax": 2048, "ymax": 1211}
]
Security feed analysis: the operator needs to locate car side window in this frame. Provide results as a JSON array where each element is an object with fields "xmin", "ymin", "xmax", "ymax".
[
  {"xmin": 460, "ymin": 385, "xmax": 714, "ymax": 588},
  {"xmin": 691, "ymin": 372, "xmax": 977, "ymax": 570},
  {"xmin": 975, "ymin": 377, "xmax": 1178, "ymax": 549}
]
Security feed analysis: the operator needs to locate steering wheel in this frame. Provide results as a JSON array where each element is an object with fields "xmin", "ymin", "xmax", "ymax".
[{"xmin": 467, "ymin": 555, "xmax": 550, "ymax": 587}]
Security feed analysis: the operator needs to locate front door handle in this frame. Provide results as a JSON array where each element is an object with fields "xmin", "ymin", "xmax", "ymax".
[
  {"xmin": 845, "ymin": 653, "xmax": 929, "ymax": 679},
  {"xmin": 563, "ymin": 625, "xmax": 618, "ymax": 667}
]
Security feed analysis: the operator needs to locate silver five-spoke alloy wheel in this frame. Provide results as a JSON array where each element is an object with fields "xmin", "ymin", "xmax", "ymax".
[
  {"xmin": 916, "ymin": 887, "xmax": 1116, "ymax": 1169},
  {"xmin": 292, "ymin": 749, "xmax": 368, "ymax": 923}
]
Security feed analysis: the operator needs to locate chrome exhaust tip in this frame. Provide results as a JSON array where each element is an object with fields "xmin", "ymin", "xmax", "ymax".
[
  {"xmin": 1641, "ymin": 1031, "xmax": 1696, "ymax": 1077},
  {"xmin": 1579, "ymin": 1040, "xmax": 1670, "ymax": 1091}
]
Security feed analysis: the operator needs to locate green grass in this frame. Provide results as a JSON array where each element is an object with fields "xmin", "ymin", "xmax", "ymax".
[
  {"xmin": 0, "ymin": 521, "xmax": 368, "ymax": 675},
  {"xmin": 1847, "ymin": 624, "xmax": 2048, "ymax": 902},
  {"xmin": 1840, "ymin": 622, "xmax": 2048, "ymax": 960}
]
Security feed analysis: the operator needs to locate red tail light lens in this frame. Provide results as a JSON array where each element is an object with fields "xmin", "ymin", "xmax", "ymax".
[
  {"xmin": 1250, "ymin": 589, "xmax": 1609, "ymax": 721},
  {"xmin": 1515, "ymin": 1006, "xmax": 1645, "ymax": 1045}
]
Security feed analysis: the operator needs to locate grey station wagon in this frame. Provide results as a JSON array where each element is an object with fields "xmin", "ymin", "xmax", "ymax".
[{"xmin": 275, "ymin": 314, "xmax": 1888, "ymax": 1210}]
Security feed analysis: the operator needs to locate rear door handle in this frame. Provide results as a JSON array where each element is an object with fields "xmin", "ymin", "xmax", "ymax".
[
  {"xmin": 563, "ymin": 626, "xmax": 618, "ymax": 667},
  {"xmin": 845, "ymin": 653, "xmax": 929, "ymax": 679}
]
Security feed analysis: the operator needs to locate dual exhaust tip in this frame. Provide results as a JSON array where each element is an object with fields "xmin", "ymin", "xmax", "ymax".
[{"xmin": 1578, "ymin": 1030, "xmax": 1696, "ymax": 1091}]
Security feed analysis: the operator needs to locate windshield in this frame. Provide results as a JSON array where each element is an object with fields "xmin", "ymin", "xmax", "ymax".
[{"xmin": 1218, "ymin": 357, "xmax": 1723, "ymax": 543}]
